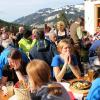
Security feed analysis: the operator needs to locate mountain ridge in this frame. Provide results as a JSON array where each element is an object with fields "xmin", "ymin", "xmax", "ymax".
[{"xmin": 13, "ymin": 4, "xmax": 84, "ymax": 27}]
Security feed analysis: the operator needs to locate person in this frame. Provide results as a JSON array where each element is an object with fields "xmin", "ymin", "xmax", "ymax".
[
  {"xmin": 31, "ymin": 28, "xmax": 38, "ymax": 40},
  {"xmin": 51, "ymin": 39, "xmax": 81, "ymax": 82},
  {"xmin": 89, "ymin": 38, "xmax": 100, "ymax": 66},
  {"xmin": 1, "ymin": 49, "xmax": 27, "ymax": 85},
  {"xmin": 0, "ymin": 31, "xmax": 14, "ymax": 48},
  {"xmin": 70, "ymin": 17, "xmax": 84, "ymax": 73},
  {"xmin": 29, "ymin": 30, "xmax": 55, "ymax": 66},
  {"xmin": 49, "ymin": 32, "xmax": 58, "ymax": 55},
  {"xmin": 86, "ymin": 78, "xmax": 100, "ymax": 100},
  {"xmin": 18, "ymin": 30, "xmax": 36, "ymax": 55},
  {"xmin": 93, "ymin": 27, "xmax": 100, "ymax": 41},
  {"xmin": 49, "ymin": 32, "xmax": 57, "ymax": 45},
  {"xmin": 0, "ymin": 26, "xmax": 8, "ymax": 34},
  {"xmin": 56, "ymin": 21, "xmax": 69, "ymax": 42},
  {"xmin": 93, "ymin": 46, "xmax": 100, "ymax": 66},
  {"xmin": 15, "ymin": 26, "xmax": 25, "ymax": 47},
  {"xmin": 70, "ymin": 17, "xmax": 84, "ymax": 46},
  {"xmin": 89, "ymin": 46, "xmax": 100, "ymax": 73},
  {"xmin": 44, "ymin": 24, "xmax": 51, "ymax": 40},
  {"xmin": 0, "ymin": 44, "xmax": 29, "ymax": 79},
  {"xmin": 26, "ymin": 59, "xmax": 70, "ymax": 100},
  {"xmin": 89, "ymin": 39, "xmax": 100, "ymax": 52}
]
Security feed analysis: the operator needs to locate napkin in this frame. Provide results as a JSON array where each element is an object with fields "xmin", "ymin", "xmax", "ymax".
[
  {"xmin": 73, "ymin": 93, "xmax": 83, "ymax": 100},
  {"xmin": 59, "ymin": 82, "xmax": 70, "ymax": 91},
  {"xmin": 8, "ymin": 95, "xmax": 17, "ymax": 100}
]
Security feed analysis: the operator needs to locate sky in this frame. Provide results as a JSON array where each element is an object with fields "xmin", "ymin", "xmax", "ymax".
[{"xmin": 0, "ymin": 0, "xmax": 83, "ymax": 22}]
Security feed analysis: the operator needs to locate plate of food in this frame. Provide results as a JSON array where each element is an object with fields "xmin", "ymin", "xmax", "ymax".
[
  {"xmin": 70, "ymin": 80, "xmax": 91, "ymax": 94},
  {"xmin": 71, "ymin": 80, "xmax": 91, "ymax": 90}
]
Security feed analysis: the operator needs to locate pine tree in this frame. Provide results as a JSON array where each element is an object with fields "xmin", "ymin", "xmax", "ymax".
[{"xmin": 57, "ymin": 10, "xmax": 69, "ymax": 28}]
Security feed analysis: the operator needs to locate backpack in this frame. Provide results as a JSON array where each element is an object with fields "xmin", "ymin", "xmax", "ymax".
[{"xmin": 36, "ymin": 40, "xmax": 49, "ymax": 52}]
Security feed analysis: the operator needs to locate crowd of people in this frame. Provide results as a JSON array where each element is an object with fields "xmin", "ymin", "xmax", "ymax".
[{"xmin": 0, "ymin": 17, "xmax": 100, "ymax": 100}]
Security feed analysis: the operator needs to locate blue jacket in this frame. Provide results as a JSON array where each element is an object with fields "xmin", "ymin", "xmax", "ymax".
[
  {"xmin": 86, "ymin": 78, "xmax": 100, "ymax": 100},
  {"xmin": 0, "ymin": 45, "xmax": 29, "ymax": 78},
  {"xmin": 89, "ymin": 40, "xmax": 100, "ymax": 52}
]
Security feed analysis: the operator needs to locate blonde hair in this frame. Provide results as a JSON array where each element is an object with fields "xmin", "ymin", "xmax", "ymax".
[
  {"xmin": 57, "ymin": 21, "xmax": 65, "ymax": 29},
  {"xmin": 26, "ymin": 59, "xmax": 50, "ymax": 88},
  {"xmin": 32, "ymin": 29, "xmax": 38, "ymax": 34},
  {"xmin": 57, "ymin": 39, "xmax": 72, "ymax": 53}
]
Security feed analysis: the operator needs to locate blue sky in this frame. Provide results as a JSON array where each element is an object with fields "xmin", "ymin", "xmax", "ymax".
[{"xmin": 0, "ymin": 0, "xmax": 83, "ymax": 22}]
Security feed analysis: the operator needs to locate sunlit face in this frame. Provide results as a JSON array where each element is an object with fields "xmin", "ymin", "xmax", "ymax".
[
  {"xmin": 32, "ymin": 33, "xmax": 38, "ymax": 39},
  {"xmin": 61, "ymin": 44, "xmax": 71, "ymax": 54},
  {"xmin": 19, "ymin": 27, "xmax": 24, "ymax": 33},
  {"xmin": 57, "ymin": 24, "xmax": 65, "ymax": 31}
]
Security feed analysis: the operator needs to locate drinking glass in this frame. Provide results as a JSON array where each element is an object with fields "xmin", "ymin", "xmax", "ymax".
[
  {"xmin": 6, "ymin": 81, "xmax": 14, "ymax": 97},
  {"xmin": 88, "ymin": 69, "xmax": 94, "ymax": 82},
  {"xmin": 83, "ymin": 63, "xmax": 89, "ymax": 74},
  {"xmin": 84, "ymin": 74, "xmax": 89, "ymax": 81}
]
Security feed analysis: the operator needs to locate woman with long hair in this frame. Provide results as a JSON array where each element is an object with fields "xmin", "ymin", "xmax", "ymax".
[{"xmin": 26, "ymin": 59, "xmax": 70, "ymax": 100}]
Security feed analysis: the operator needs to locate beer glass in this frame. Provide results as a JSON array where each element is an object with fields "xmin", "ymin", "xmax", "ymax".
[
  {"xmin": 6, "ymin": 81, "xmax": 14, "ymax": 97},
  {"xmin": 88, "ymin": 69, "xmax": 94, "ymax": 82}
]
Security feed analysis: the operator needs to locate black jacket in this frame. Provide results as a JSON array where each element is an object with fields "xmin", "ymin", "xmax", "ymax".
[{"xmin": 29, "ymin": 39, "xmax": 54, "ymax": 65}]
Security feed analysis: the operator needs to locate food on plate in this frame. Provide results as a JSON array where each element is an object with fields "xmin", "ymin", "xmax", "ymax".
[
  {"xmin": 15, "ymin": 80, "xmax": 28, "ymax": 89},
  {"xmin": 72, "ymin": 80, "xmax": 91, "ymax": 90}
]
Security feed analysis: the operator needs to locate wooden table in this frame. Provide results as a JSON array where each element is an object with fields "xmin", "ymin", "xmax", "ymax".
[{"xmin": 0, "ymin": 90, "xmax": 9, "ymax": 100}]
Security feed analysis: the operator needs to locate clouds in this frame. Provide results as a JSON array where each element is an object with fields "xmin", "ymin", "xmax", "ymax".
[{"xmin": 0, "ymin": 0, "xmax": 83, "ymax": 22}]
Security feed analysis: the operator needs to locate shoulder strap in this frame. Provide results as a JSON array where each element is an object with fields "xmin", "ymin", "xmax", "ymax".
[{"xmin": 64, "ymin": 29, "xmax": 68, "ymax": 38}]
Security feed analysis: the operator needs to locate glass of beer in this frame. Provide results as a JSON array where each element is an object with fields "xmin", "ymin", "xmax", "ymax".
[
  {"xmin": 84, "ymin": 74, "xmax": 89, "ymax": 81},
  {"xmin": 6, "ymin": 81, "xmax": 14, "ymax": 98},
  {"xmin": 88, "ymin": 69, "xmax": 94, "ymax": 82}
]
